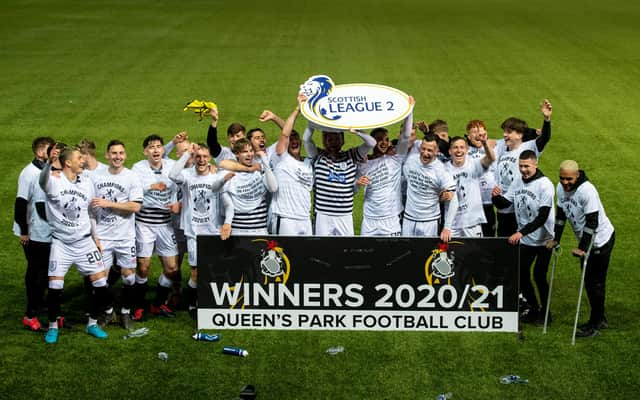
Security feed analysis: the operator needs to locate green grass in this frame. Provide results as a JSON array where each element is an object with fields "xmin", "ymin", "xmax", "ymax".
[{"xmin": 1, "ymin": 0, "xmax": 640, "ymax": 398}]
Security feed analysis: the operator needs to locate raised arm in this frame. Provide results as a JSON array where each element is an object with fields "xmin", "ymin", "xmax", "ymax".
[
  {"xmin": 164, "ymin": 131, "xmax": 187, "ymax": 159},
  {"xmin": 277, "ymin": 95, "xmax": 305, "ymax": 155},
  {"xmin": 479, "ymin": 135, "xmax": 496, "ymax": 169},
  {"xmin": 349, "ymin": 129, "xmax": 377, "ymax": 159},
  {"xmin": 302, "ymin": 124, "xmax": 318, "ymax": 158},
  {"xmin": 259, "ymin": 109, "xmax": 286, "ymax": 130},
  {"xmin": 206, "ymin": 108, "xmax": 222, "ymax": 158},
  {"xmin": 168, "ymin": 149, "xmax": 191, "ymax": 184},
  {"xmin": 535, "ymin": 99, "xmax": 552, "ymax": 152},
  {"xmin": 395, "ymin": 96, "xmax": 415, "ymax": 155}
]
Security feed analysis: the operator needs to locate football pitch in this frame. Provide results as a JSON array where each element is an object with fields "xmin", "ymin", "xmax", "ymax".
[{"xmin": 1, "ymin": 0, "xmax": 639, "ymax": 398}]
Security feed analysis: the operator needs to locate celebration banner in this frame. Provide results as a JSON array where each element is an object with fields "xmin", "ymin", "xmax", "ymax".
[
  {"xmin": 197, "ymin": 236, "xmax": 520, "ymax": 332},
  {"xmin": 298, "ymin": 75, "xmax": 413, "ymax": 131}
]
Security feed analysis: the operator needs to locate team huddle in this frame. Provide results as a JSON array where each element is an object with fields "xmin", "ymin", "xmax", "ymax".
[{"xmin": 13, "ymin": 96, "xmax": 615, "ymax": 343}]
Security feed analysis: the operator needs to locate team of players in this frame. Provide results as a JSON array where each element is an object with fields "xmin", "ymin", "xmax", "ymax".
[{"xmin": 14, "ymin": 97, "xmax": 615, "ymax": 342}]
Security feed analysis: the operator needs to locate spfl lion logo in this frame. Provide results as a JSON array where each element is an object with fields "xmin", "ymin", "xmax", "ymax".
[{"xmin": 299, "ymin": 75, "xmax": 341, "ymax": 121}]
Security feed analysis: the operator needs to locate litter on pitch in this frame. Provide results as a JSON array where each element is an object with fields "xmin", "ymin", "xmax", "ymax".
[
  {"xmin": 123, "ymin": 327, "xmax": 149, "ymax": 339},
  {"xmin": 325, "ymin": 346, "xmax": 345, "ymax": 355}
]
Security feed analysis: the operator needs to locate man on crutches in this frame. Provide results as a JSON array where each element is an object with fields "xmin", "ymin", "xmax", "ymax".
[{"xmin": 546, "ymin": 160, "xmax": 615, "ymax": 339}]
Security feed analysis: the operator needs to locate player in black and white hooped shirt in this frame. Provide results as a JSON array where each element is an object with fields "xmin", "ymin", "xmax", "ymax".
[
  {"xmin": 302, "ymin": 123, "xmax": 376, "ymax": 236},
  {"xmin": 493, "ymin": 150, "xmax": 555, "ymax": 324},
  {"xmin": 356, "ymin": 96, "xmax": 415, "ymax": 236},
  {"xmin": 169, "ymin": 143, "xmax": 234, "ymax": 318},
  {"xmin": 39, "ymin": 146, "xmax": 111, "ymax": 343},
  {"xmin": 268, "ymin": 97, "xmax": 314, "ymax": 235},
  {"xmin": 402, "ymin": 133, "xmax": 458, "ymax": 242},
  {"xmin": 494, "ymin": 99, "xmax": 552, "ymax": 236},
  {"xmin": 445, "ymin": 135, "xmax": 495, "ymax": 238},
  {"xmin": 546, "ymin": 160, "xmax": 615, "ymax": 338},
  {"xmin": 91, "ymin": 140, "xmax": 143, "ymax": 329},
  {"xmin": 465, "ymin": 120, "xmax": 498, "ymax": 237},
  {"xmin": 14, "ymin": 136, "xmax": 55, "ymax": 332},
  {"xmin": 223, "ymin": 138, "xmax": 277, "ymax": 235},
  {"xmin": 131, "ymin": 135, "xmax": 180, "ymax": 319}
]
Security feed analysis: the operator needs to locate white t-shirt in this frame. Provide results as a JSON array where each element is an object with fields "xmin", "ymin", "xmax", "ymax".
[
  {"xmin": 13, "ymin": 162, "xmax": 52, "ymax": 242},
  {"xmin": 175, "ymin": 168, "xmax": 226, "ymax": 238},
  {"xmin": 467, "ymin": 145, "xmax": 496, "ymax": 205},
  {"xmin": 446, "ymin": 158, "xmax": 487, "ymax": 229},
  {"xmin": 494, "ymin": 139, "xmax": 541, "ymax": 213},
  {"xmin": 223, "ymin": 170, "xmax": 269, "ymax": 230},
  {"xmin": 270, "ymin": 151, "xmax": 313, "ymax": 220},
  {"xmin": 503, "ymin": 175, "xmax": 555, "ymax": 246},
  {"xmin": 358, "ymin": 154, "xmax": 405, "ymax": 219},
  {"xmin": 92, "ymin": 168, "xmax": 143, "ymax": 241},
  {"xmin": 43, "ymin": 171, "xmax": 95, "ymax": 242},
  {"xmin": 556, "ymin": 181, "xmax": 614, "ymax": 248},
  {"xmin": 81, "ymin": 161, "xmax": 108, "ymax": 181},
  {"xmin": 214, "ymin": 147, "xmax": 235, "ymax": 165},
  {"xmin": 131, "ymin": 158, "xmax": 178, "ymax": 225},
  {"xmin": 403, "ymin": 154, "xmax": 456, "ymax": 222}
]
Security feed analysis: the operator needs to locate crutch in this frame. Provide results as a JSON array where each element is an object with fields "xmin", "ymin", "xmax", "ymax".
[
  {"xmin": 543, "ymin": 244, "xmax": 560, "ymax": 334},
  {"xmin": 571, "ymin": 246, "xmax": 592, "ymax": 345}
]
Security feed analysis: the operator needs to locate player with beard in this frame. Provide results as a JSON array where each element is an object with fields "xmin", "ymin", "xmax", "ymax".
[
  {"xmin": 267, "ymin": 96, "xmax": 315, "ymax": 235},
  {"xmin": 91, "ymin": 140, "xmax": 143, "ymax": 329},
  {"xmin": 223, "ymin": 138, "xmax": 278, "ymax": 235},
  {"xmin": 493, "ymin": 99, "xmax": 552, "ymax": 237},
  {"xmin": 169, "ymin": 143, "xmax": 234, "ymax": 318},
  {"xmin": 402, "ymin": 133, "xmax": 458, "ymax": 242},
  {"xmin": 445, "ymin": 136, "xmax": 495, "ymax": 237},
  {"xmin": 546, "ymin": 160, "xmax": 615, "ymax": 338},
  {"xmin": 14, "ymin": 136, "xmax": 55, "ymax": 331},
  {"xmin": 493, "ymin": 150, "xmax": 555, "ymax": 323},
  {"xmin": 39, "ymin": 146, "xmax": 110, "ymax": 343},
  {"xmin": 131, "ymin": 135, "xmax": 180, "ymax": 319},
  {"xmin": 356, "ymin": 96, "xmax": 415, "ymax": 236},
  {"xmin": 302, "ymin": 121, "xmax": 376, "ymax": 236}
]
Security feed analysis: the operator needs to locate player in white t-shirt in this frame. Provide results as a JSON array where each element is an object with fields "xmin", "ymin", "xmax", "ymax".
[
  {"xmin": 268, "ymin": 98, "xmax": 314, "ymax": 235},
  {"xmin": 39, "ymin": 146, "xmax": 110, "ymax": 343},
  {"xmin": 494, "ymin": 99, "xmax": 553, "ymax": 236},
  {"xmin": 402, "ymin": 134, "xmax": 458, "ymax": 242},
  {"xmin": 131, "ymin": 135, "xmax": 180, "ymax": 320},
  {"xmin": 223, "ymin": 138, "xmax": 278, "ymax": 235},
  {"xmin": 356, "ymin": 97, "xmax": 415, "ymax": 236},
  {"xmin": 445, "ymin": 135, "xmax": 495, "ymax": 238},
  {"xmin": 78, "ymin": 138, "xmax": 109, "ymax": 181},
  {"xmin": 91, "ymin": 140, "xmax": 143, "ymax": 329},
  {"xmin": 465, "ymin": 120, "xmax": 498, "ymax": 237},
  {"xmin": 14, "ymin": 136, "xmax": 55, "ymax": 331},
  {"xmin": 546, "ymin": 160, "xmax": 615, "ymax": 337},
  {"xmin": 169, "ymin": 143, "xmax": 234, "ymax": 318},
  {"xmin": 493, "ymin": 150, "xmax": 555, "ymax": 324}
]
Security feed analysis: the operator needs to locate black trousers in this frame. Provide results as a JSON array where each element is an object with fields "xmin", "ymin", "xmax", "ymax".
[
  {"xmin": 584, "ymin": 232, "xmax": 615, "ymax": 324},
  {"xmin": 481, "ymin": 204, "xmax": 496, "ymax": 237},
  {"xmin": 22, "ymin": 240, "xmax": 51, "ymax": 317},
  {"xmin": 519, "ymin": 244, "xmax": 553, "ymax": 311},
  {"xmin": 496, "ymin": 212, "xmax": 517, "ymax": 237}
]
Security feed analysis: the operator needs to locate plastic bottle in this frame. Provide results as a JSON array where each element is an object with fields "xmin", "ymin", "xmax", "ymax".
[
  {"xmin": 325, "ymin": 346, "xmax": 345, "ymax": 355},
  {"xmin": 123, "ymin": 327, "xmax": 149, "ymax": 339},
  {"xmin": 223, "ymin": 346, "xmax": 248, "ymax": 357},
  {"xmin": 192, "ymin": 332, "xmax": 221, "ymax": 342},
  {"xmin": 435, "ymin": 392, "xmax": 453, "ymax": 400},
  {"xmin": 157, "ymin": 352, "xmax": 168, "ymax": 361},
  {"xmin": 500, "ymin": 375, "xmax": 528, "ymax": 384}
]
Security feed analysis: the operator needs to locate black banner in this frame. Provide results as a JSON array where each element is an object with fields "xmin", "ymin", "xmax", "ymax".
[{"xmin": 198, "ymin": 236, "xmax": 519, "ymax": 332}]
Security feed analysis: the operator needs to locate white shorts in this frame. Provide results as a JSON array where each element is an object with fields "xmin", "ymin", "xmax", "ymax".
[
  {"xmin": 401, "ymin": 219, "xmax": 439, "ymax": 237},
  {"xmin": 101, "ymin": 238, "xmax": 137, "ymax": 269},
  {"xmin": 361, "ymin": 216, "xmax": 401, "ymax": 237},
  {"xmin": 48, "ymin": 236, "xmax": 105, "ymax": 277},
  {"xmin": 450, "ymin": 225, "xmax": 483, "ymax": 238},
  {"xmin": 315, "ymin": 212, "xmax": 354, "ymax": 236},
  {"xmin": 271, "ymin": 215, "xmax": 313, "ymax": 236},
  {"xmin": 136, "ymin": 222, "xmax": 178, "ymax": 258},
  {"xmin": 187, "ymin": 237, "xmax": 198, "ymax": 267}
]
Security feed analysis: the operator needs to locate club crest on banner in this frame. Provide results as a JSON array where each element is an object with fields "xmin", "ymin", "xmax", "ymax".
[
  {"xmin": 425, "ymin": 242, "xmax": 462, "ymax": 284},
  {"xmin": 298, "ymin": 75, "xmax": 413, "ymax": 131}
]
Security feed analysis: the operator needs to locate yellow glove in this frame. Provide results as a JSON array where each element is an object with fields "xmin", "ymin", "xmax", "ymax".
[{"xmin": 183, "ymin": 99, "xmax": 218, "ymax": 120}]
